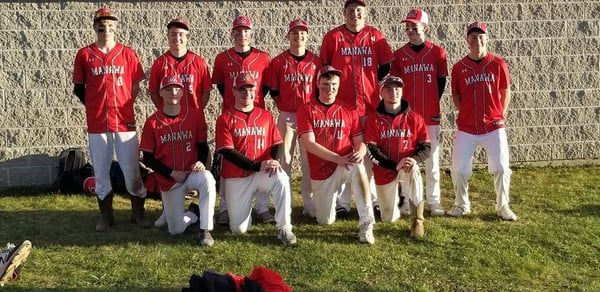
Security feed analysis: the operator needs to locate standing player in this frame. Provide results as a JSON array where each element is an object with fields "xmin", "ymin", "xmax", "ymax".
[
  {"xmin": 148, "ymin": 18, "xmax": 212, "ymax": 111},
  {"xmin": 391, "ymin": 9, "xmax": 448, "ymax": 216},
  {"xmin": 449, "ymin": 21, "xmax": 517, "ymax": 221},
  {"xmin": 212, "ymin": 15, "xmax": 272, "ymax": 225},
  {"xmin": 140, "ymin": 75, "xmax": 216, "ymax": 246},
  {"xmin": 297, "ymin": 66, "xmax": 375, "ymax": 244},
  {"xmin": 215, "ymin": 73, "xmax": 296, "ymax": 245},
  {"xmin": 72, "ymin": 7, "xmax": 149, "ymax": 232},
  {"xmin": 364, "ymin": 76, "xmax": 431, "ymax": 238},
  {"xmin": 320, "ymin": 0, "xmax": 395, "ymax": 216},
  {"xmin": 269, "ymin": 18, "xmax": 322, "ymax": 217}
]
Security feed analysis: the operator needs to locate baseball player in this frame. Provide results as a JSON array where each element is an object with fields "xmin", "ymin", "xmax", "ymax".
[
  {"xmin": 215, "ymin": 73, "xmax": 296, "ymax": 244},
  {"xmin": 297, "ymin": 65, "xmax": 375, "ymax": 244},
  {"xmin": 364, "ymin": 76, "xmax": 431, "ymax": 238},
  {"xmin": 0, "ymin": 240, "xmax": 31, "ymax": 287},
  {"xmin": 212, "ymin": 15, "xmax": 273, "ymax": 225},
  {"xmin": 140, "ymin": 75, "xmax": 216, "ymax": 246},
  {"xmin": 72, "ymin": 7, "xmax": 149, "ymax": 232},
  {"xmin": 148, "ymin": 18, "xmax": 213, "ymax": 111},
  {"xmin": 269, "ymin": 18, "xmax": 322, "ymax": 217},
  {"xmin": 391, "ymin": 9, "xmax": 448, "ymax": 216},
  {"xmin": 320, "ymin": 0, "xmax": 395, "ymax": 217},
  {"xmin": 449, "ymin": 21, "xmax": 517, "ymax": 221}
]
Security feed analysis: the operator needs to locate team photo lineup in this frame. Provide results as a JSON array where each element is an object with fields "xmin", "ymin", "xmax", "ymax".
[{"xmin": 70, "ymin": 0, "xmax": 518, "ymax": 248}]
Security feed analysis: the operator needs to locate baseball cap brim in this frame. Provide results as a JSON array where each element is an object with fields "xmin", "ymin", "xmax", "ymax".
[
  {"xmin": 467, "ymin": 28, "xmax": 486, "ymax": 34},
  {"xmin": 379, "ymin": 76, "xmax": 404, "ymax": 90},
  {"xmin": 160, "ymin": 81, "xmax": 184, "ymax": 90},
  {"xmin": 317, "ymin": 66, "xmax": 343, "ymax": 80},
  {"xmin": 167, "ymin": 19, "xmax": 189, "ymax": 30},
  {"xmin": 93, "ymin": 8, "xmax": 119, "ymax": 22},
  {"xmin": 344, "ymin": 0, "xmax": 366, "ymax": 8}
]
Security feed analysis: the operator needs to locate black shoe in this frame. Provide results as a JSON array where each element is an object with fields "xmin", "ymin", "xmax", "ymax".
[
  {"xmin": 373, "ymin": 205, "xmax": 381, "ymax": 221},
  {"xmin": 187, "ymin": 203, "xmax": 200, "ymax": 217},
  {"xmin": 257, "ymin": 211, "xmax": 275, "ymax": 224},
  {"xmin": 336, "ymin": 207, "xmax": 350, "ymax": 219}
]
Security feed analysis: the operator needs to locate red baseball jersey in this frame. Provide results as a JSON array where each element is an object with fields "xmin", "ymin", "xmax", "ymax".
[
  {"xmin": 297, "ymin": 101, "xmax": 362, "ymax": 180},
  {"xmin": 269, "ymin": 50, "xmax": 322, "ymax": 112},
  {"xmin": 140, "ymin": 109, "xmax": 208, "ymax": 191},
  {"xmin": 320, "ymin": 25, "xmax": 394, "ymax": 116},
  {"xmin": 451, "ymin": 53, "xmax": 510, "ymax": 135},
  {"xmin": 391, "ymin": 41, "xmax": 448, "ymax": 125},
  {"xmin": 212, "ymin": 48, "xmax": 271, "ymax": 110},
  {"xmin": 215, "ymin": 108, "xmax": 282, "ymax": 179},
  {"xmin": 73, "ymin": 43, "xmax": 145, "ymax": 133},
  {"xmin": 148, "ymin": 51, "xmax": 212, "ymax": 111},
  {"xmin": 364, "ymin": 105, "xmax": 430, "ymax": 185}
]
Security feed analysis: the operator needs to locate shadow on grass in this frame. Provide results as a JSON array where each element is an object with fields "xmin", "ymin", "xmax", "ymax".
[
  {"xmin": 0, "ymin": 204, "xmax": 383, "ymax": 247},
  {"xmin": 4, "ymin": 289, "xmax": 178, "ymax": 292},
  {"xmin": 556, "ymin": 204, "xmax": 600, "ymax": 217}
]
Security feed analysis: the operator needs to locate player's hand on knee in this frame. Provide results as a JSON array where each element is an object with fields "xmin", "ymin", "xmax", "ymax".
[
  {"xmin": 261, "ymin": 159, "xmax": 281, "ymax": 177},
  {"xmin": 397, "ymin": 157, "xmax": 416, "ymax": 173},
  {"xmin": 190, "ymin": 161, "xmax": 206, "ymax": 172},
  {"xmin": 170, "ymin": 170, "xmax": 190, "ymax": 182}
]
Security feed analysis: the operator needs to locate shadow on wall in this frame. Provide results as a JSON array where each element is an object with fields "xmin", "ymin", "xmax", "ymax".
[{"xmin": 0, "ymin": 153, "xmax": 63, "ymax": 192}]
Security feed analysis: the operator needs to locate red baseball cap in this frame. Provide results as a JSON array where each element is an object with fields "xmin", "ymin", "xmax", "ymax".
[
  {"xmin": 317, "ymin": 65, "xmax": 343, "ymax": 80},
  {"xmin": 160, "ymin": 75, "xmax": 184, "ymax": 90},
  {"xmin": 233, "ymin": 73, "xmax": 258, "ymax": 89},
  {"xmin": 379, "ymin": 76, "xmax": 404, "ymax": 90},
  {"xmin": 467, "ymin": 21, "xmax": 487, "ymax": 35},
  {"xmin": 402, "ymin": 9, "xmax": 429, "ymax": 25},
  {"xmin": 288, "ymin": 18, "xmax": 309, "ymax": 33},
  {"xmin": 93, "ymin": 7, "xmax": 119, "ymax": 23},
  {"xmin": 232, "ymin": 15, "xmax": 252, "ymax": 30},
  {"xmin": 344, "ymin": 0, "xmax": 366, "ymax": 8},
  {"xmin": 167, "ymin": 18, "xmax": 189, "ymax": 30}
]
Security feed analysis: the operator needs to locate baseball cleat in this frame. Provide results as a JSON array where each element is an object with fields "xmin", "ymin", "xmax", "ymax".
[
  {"xmin": 335, "ymin": 207, "xmax": 350, "ymax": 219},
  {"xmin": 277, "ymin": 228, "xmax": 297, "ymax": 245},
  {"xmin": 358, "ymin": 223, "xmax": 375, "ymax": 244},
  {"xmin": 428, "ymin": 204, "xmax": 446, "ymax": 217},
  {"xmin": 216, "ymin": 210, "xmax": 229, "ymax": 226},
  {"xmin": 447, "ymin": 205, "xmax": 471, "ymax": 217},
  {"xmin": 257, "ymin": 211, "xmax": 275, "ymax": 224},
  {"xmin": 373, "ymin": 205, "xmax": 382, "ymax": 221},
  {"xmin": 0, "ymin": 240, "xmax": 32, "ymax": 286},
  {"xmin": 497, "ymin": 205, "xmax": 517, "ymax": 221},
  {"xmin": 198, "ymin": 230, "xmax": 215, "ymax": 247},
  {"xmin": 187, "ymin": 203, "xmax": 200, "ymax": 218}
]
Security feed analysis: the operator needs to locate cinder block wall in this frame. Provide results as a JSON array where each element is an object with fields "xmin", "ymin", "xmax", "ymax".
[{"xmin": 0, "ymin": 1, "xmax": 598, "ymax": 189}]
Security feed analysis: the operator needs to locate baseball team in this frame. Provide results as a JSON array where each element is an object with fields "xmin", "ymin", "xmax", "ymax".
[{"xmin": 71, "ymin": 0, "xmax": 517, "ymax": 247}]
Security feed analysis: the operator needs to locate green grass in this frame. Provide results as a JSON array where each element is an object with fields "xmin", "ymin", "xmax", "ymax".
[{"xmin": 1, "ymin": 165, "xmax": 599, "ymax": 291}]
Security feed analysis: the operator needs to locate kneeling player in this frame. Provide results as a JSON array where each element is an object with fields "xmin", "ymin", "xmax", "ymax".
[
  {"xmin": 364, "ymin": 76, "xmax": 431, "ymax": 238},
  {"xmin": 140, "ymin": 75, "xmax": 216, "ymax": 246},
  {"xmin": 215, "ymin": 73, "xmax": 296, "ymax": 245},
  {"xmin": 297, "ymin": 66, "xmax": 375, "ymax": 244}
]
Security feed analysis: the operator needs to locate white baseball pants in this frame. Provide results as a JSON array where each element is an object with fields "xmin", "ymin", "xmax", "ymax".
[
  {"xmin": 336, "ymin": 153, "xmax": 378, "ymax": 211},
  {"xmin": 218, "ymin": 178, "xmax": 271, "ymax": 214},
  {"xmin": 311, "ymin": 164, "xmax": 374, "ymax": 227},
  {"xmin": 425, "ymin": 125, "xmax": 442, "ymax": 206},
  {"xmin": 162, "ymin": 171, "xmax": 216, "ymax": 235},
  {"xmin": 277, "ymin": 111, "xmax": 314, "ymax": 214},
  {"xmin": 451, "ymin": 129, "xmax": 511, "ymax": 211},
  {"xmin": 375, "ymin": 164, "xmax": 424, "ymax": 223},
  {"xmin": 223, "ymin": 171, "xmax": 293, "ymax": 233},
  {"xmin": 88, "ymin": 131, "xmax": 146, "ymax": 200}
]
